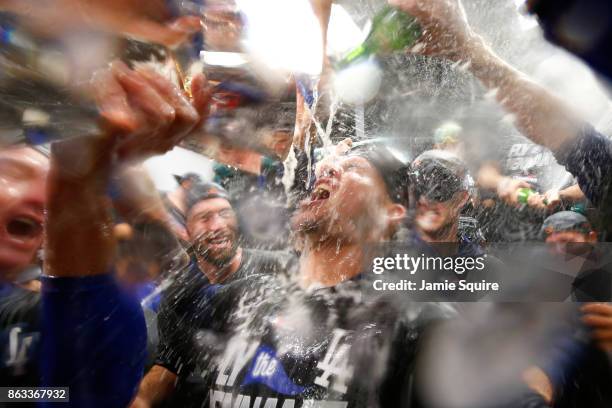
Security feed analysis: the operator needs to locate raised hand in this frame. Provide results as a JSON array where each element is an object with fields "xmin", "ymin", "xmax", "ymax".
[
  {"xmin": 581, "ymin": 303, "xmax": 612, "ymax": 352},
  {"xmin": 92, "ymin": 60, "xmax": 211, "ymax": 163},
  {"xmin": 388, "ymin": 0, "xmax": 479, "ymax": 60}
]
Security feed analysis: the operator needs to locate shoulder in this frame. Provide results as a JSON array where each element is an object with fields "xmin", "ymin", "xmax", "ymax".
[
  {"xmin": 555, "ymin": 126, "xmax": 612, "ymax": 165},
  {"xmin": 0, "ymin": 285, "xmax": 40, "ymax": 326},
  {"xmin": 240, "ymin": 249, "xmax": 297, "ymax": 276}
]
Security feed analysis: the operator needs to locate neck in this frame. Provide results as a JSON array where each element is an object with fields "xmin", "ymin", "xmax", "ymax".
[
  {"xmin": 299, "ymin": 236, "xmax": 365, "ymax": 288},
  {"xmin": 418, "ymin": 221, "xmax": 459, "ymax": 244},
  {"xmin": 196, "ymin": 247, "xmax": 243, "ymax": 284}
]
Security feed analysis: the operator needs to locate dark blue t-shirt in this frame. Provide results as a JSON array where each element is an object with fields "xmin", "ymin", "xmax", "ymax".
[{"xmin": 40, "ymin": 274, "xmax": 147, "ymax": 408}]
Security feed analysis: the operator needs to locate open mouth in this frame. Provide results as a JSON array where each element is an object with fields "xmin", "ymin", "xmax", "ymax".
[
  {"xmin": 205, "ymin": 235, "xmax": 232, "ymax": 249},
  {"xmin": 6, "ymin": 216, "xmax": 42, "ymax": 239}
]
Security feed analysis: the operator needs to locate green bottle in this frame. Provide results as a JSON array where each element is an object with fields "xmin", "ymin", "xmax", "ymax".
[
  {"xmin": 517, "ymin": 188, "xmax": 535, "ymax": 205},
  {"xmin": 336, "ymin": 6, "xmax": 422, "ymax": 69}
]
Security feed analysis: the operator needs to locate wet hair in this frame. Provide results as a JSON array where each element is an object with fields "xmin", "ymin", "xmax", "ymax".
[
  {"xmin": 410, "ymin": 150, "xmax": 469, "ymax": 202},
  {"xmin": 348, "ymin": 143, "xmax": 410, "ymax": 205}
]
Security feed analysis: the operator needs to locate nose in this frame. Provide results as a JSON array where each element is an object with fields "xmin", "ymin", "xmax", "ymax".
[
  {"xmin": 206, "ymin": 213, "xmax": 229, "ymax": 233},
  {"xmin": 317, "ymin": 159, "xmax": 342, "ymax": 180}
]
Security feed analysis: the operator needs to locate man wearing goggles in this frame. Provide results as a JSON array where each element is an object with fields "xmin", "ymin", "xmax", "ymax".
[{"xmin": 410, "ymin": 150, "xmax": 474, "ymax": 246}]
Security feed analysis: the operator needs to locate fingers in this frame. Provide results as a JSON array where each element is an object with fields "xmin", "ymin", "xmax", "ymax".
[
  {"xmin": 159, "ymin": 16, "xmax": 203, "ymax": 48},
  {"xmin": 581, "ymin": 303, "xmax": 612, "ymax": 315},
  {"xmin": 592, "ymin": 329, "xmax": 612, "ymax": 341},
  {"xmin": 516, "ymin": 180, "xmax": 531, "ymax": 189},
  {"xmin": 581, "ymin": 303, "xmax": 612, "ymax": 351},
  {"xmin": 111, "ymin": 61, "xmax": 176, "ymax": 133},
  {"xmin": 190, "ymin": 73, "xmax": 213, "ymax": 120},
  {"xmin": 582, "ymin": 314, "xmax": 612, "ymax": 329},
  {"xmin": 135, "ymin": 66, "xmax": 199, "ymax": 141},
  {"xmin": 91, "ymin": 68, "xmax": 139, "ymax": 133},
  {"xmin": 334, "ymin": 138, "xmax": 353, "ymax": 155},
  {"xmin": 167, "ymin": 16, "xmax": 203, "ymax": 37},
  {"xmin": 92, "ymin": 60, "xmax": 207, "ymax": 162}
]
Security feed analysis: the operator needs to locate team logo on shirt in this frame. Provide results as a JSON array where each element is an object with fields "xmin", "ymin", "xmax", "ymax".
[
  {"xmin": 209, "ymin": 329, "xmax": 355, "ymax": 407},
  {"xmin": 314, "ymin": 329, "xmax": 354, "ymax": 394},
  {"xmin": 2, "ymin": 325, "xmax": 38, "ymax": 376}
]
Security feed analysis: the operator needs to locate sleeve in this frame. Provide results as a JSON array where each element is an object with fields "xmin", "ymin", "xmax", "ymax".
[
  {"xmin": 40, "ymin": 273, "xmax": 147, "ymax": 408},
  {"xmin": 553, "ymin": 126, "xmax": 612, "ymax": 208}
]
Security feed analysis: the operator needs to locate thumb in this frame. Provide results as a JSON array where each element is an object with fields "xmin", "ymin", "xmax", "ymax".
[
  {"xmin": 516, "ymin": 180, "xmax": 531, "ymax": 189},
  {"xmin": 190, "ymin": 73, "xmax": 213, "ymax": 122},
  {"xmin": 167, "ymin": 16, "xmax": 202, "ymax": 36}
]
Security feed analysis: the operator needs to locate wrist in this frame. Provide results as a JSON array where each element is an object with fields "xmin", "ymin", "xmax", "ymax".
[
  {"xmin": 455, "ymin": 32, "xmax": 488, "ymax": 63},
  {"xmin": 50, "ymin": 135, "xmax": 115, "ymax": 186},
  {"xmin": 462, "ymin": 34, "xmax": 511, "ymax": 84},
  {"xmin": 496, "ymin": 176, "xmax": 511, "ymax": 193}
]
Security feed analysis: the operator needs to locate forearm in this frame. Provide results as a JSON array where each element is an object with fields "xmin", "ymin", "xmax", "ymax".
[
  {"xmin": 477, "ymin": 162, "xmax": 504, "ymax": 190},
  {"xmin": 466, "ymin": 37, "xmax": 583, "ymax": 152},
  {"xmin": 559, "ymin": 184, "xmax": 585, "ymax": 203},
  {"xmin": 309, "ymin": 0, "xmax": 333, "ymax": 50},
  {"xmin": 133, "ymin": 365, "xmax": 177, "ymax": 407},
  {"xmin": 45, "ymin": 136, "xmax": 116, "ymax": 277}
]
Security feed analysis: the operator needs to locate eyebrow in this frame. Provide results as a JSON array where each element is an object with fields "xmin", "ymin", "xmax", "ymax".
[
  {"xmin": 192, "ymin": 207, "xmax": 232, "ymax": 219},
  {"xmin": 0, "ymin": 156, "xmax": 38, "ymax": 178}
]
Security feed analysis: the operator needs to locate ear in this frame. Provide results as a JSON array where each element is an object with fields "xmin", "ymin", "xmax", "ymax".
[
  {"xmin": 387, "ymin": 203, "xmax": 407, "ymax": 228},
  {"xmin": 587, "ymin": 231, "xmax": 598, "ymax": 243}
]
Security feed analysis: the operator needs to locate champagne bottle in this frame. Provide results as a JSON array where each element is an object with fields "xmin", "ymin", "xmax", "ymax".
[
  {"xmin": 517, "ymin": 187, "xmax": 536, "ymax": 204},
  {"xmin": 336, "ymin": 6, "xmax": 421, "ymax": 69}
]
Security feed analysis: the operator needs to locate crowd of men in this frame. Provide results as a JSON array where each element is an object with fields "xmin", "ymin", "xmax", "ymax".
[{"xmin": 1, "ymin": 0, "xmax": 612, "ymax": 407}]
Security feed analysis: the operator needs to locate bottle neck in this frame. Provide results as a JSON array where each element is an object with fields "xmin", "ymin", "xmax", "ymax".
[{"xmin": 337, "ymin": 43, "xmax": 371, "ymax": 69}]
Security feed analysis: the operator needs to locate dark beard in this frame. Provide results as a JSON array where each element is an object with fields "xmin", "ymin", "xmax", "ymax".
[{"xmin": 194, "ymin": 238, "xmax": 239, "ymax": 267}]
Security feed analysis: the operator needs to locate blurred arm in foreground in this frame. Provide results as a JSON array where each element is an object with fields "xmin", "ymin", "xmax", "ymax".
[
  {"xmin": 390, "ymin": 0, "xmax": 612, "ymax": 214},
  {"xmin": 390, "ymin": 0, "xmax": 612, "ymax": 405},
  {"xmin": 42, "ymin": 60, "xmax": 210, "ymax": 406}
]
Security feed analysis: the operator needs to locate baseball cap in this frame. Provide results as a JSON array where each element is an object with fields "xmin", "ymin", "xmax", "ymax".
[
  {"xmin": 540, "ymin": 211, "xmax": 593, "ymax": 237},
  {"xmin": 347, "ymin": 142, "xmax": 410, "ymax": 205},
  {"xmin": 410, "ymin": 150, "xmax": 469, "ymax": 202},
  {"xmin": 173, "ymin": 172, "xmax": 202, "ymax": 185},
  {"xmin": 185, "ymin": 181, "xmax": 231, "ymax": 217}
]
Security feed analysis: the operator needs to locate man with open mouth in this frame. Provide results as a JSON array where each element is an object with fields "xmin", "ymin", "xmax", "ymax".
[
  {"xmin": 0, "ymin": 146, "xmax": 48, "ymax": 281},
  {"xmin": 131, "ymin": 182, "xmax": 291, "ymax": 407},
  {"xmin": 150, "ymin": 142, "xmax": 463, "ymax": 408}
]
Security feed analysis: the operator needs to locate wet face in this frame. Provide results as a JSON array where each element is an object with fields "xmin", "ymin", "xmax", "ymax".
[
  {"xmin": 545, "ymin": 230, "xmax": 596, "ymax": 255},
  {"xmin": 261, "ymin": 130, "xmax": 292, "ymax": 159},
  {"xmin": 545, "ymin": 230, "xmax": 592, "ymax": 244},
  {"xmin": 291, "ymin": 154, "xmax": 395, "ymax": 242},
  {"xmin": 416, "ymin": 192, "xmax": 466, "ymax": 236},
  {"xmin": 181, "ymin": 179, "xmax": 194, "ymax": 191},
  {"xmin": 0, "ymin": 148, "xmax": 49, "ymax": 278},
  {"xmin": 186, "ymin": 198, "xmax": 239, "ymax": 266}
]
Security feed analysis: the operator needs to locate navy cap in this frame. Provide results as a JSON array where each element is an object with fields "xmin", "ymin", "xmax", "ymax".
[
  {"xmin": 174, "ymin": 172, "xmax": 202, "ymax": 185},
  {"xmin": 185, "ymin": 181, "xmax": 231, "ymax": 216},
  {"xmin": 541, "ymin": 211, "xmax": 592, "ymax": 237}
]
